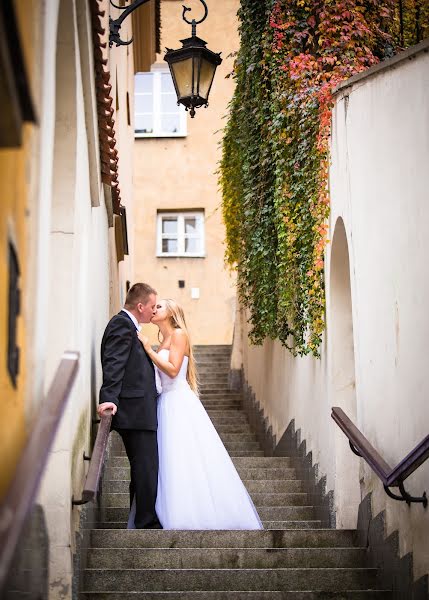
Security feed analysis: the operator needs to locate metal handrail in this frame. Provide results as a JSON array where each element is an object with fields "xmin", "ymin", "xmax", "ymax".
[
  {"xmin": 0, "ymin": 351, "xmax": 79, "ymax": 593},
  {"xmin": 72, "ymin": 409, "xmax": 112, "ymax": 505},
  {"xmin": 331, "ymin": 406, "xmax": 429, "ymax": 507}
]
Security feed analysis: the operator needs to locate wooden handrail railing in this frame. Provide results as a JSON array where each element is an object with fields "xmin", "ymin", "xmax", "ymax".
[
  {"xmin": 72, "ymin": 409, "xmax": 112, "ymax": 505},
  {"xmin": 0, "ymin": 351, "xmax": 79, "ymax": 593},
  {"xmin": 331, "ymin": 406, "xmax": 429, "ymax": 507}
]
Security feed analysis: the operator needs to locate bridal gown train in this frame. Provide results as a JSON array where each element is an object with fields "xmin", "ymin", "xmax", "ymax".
[{"xmin": 128, "ymin": 349, "xmax": 262, "ymax": 530}]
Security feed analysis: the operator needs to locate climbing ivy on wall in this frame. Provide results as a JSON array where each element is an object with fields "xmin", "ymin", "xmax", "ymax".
[{"xmin": 220, "ymin": 0, "xmax": 428, "ymax": 357}]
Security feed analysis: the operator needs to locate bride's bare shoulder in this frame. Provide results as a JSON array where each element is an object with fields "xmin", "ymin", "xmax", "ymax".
[
  {"xmin": 171, "ymin": 328, "xmax": 187, "ymax": 342},
  {"xmin": 171, "ymin": 328, "xmax": 189, "ymax": 353}
]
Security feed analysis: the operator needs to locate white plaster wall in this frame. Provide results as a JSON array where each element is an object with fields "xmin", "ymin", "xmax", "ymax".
[
  {"xmin": 29, "ymin": 0, "xmax": 60, "ymax": 417},
  {"xmin": 34, "ymin": 0, "xmax": 125, "ymax": 596},
  {"xmin": 240, "ymin": 48, "xmax": 429, "ymax": 579}
]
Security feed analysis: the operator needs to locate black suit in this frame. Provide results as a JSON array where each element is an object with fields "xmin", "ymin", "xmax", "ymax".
[{"xmin": 100, "ymin": 311, "xmax": 161, "ymax": 528}]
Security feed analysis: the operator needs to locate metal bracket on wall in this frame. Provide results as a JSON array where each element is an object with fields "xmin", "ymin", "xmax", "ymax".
[
  {"xmin": 347, "ymin": 427, "xmax": 428, "ymax": 508},
  {"xmin": 384, "ymin": 483, "xmax": 428, "ymax": 508},
  {"xmin": 109, "ymin": 0, "xmax": 150, "ymax": 47}
]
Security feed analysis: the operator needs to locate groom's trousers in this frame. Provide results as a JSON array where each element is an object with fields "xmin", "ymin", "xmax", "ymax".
[{"xmin": 117, "ymin": 429, "xmax": 161, "ymax": 529}]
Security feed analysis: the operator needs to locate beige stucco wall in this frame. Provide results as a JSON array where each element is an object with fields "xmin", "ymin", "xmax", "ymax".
[
  {"xmin": 238, "ymin": 46, "xmax": 429, "ymax": 580},
  {"xmin": 133, "ymin": 0, "xmax": 239, "ymax": 345}
]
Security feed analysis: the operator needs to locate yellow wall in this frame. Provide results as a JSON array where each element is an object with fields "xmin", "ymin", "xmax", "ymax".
[{"xmin": 0, "ymin": 2, "xmax": 36, "ymax": 499}]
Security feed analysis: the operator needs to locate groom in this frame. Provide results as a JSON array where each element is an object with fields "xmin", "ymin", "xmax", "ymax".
[{"xmin": 98, "ymin": 282, "xmax": 162, "ymax": 529}]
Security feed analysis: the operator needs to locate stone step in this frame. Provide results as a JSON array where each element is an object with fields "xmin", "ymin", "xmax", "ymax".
[
  {"xmin": 201, "ymin": 402, "xmax": 242, "ymax": 409},
  {"xmin": 197, "ymin": 372, "xmax": 230, "ymax": 379},
  {"xmin": 225, "ymin": 441, "xmax": 262, "ymax": 452},
  {"xmin": 104, "ymin": 464, "xmax": 299, "ymax": 482},
  {"xmin": 254, "ymin": 493, "xmax": 311, "ymax": 507},
  {"xmin": 203, "ymin": 407, "xmax": 243, "ymax": 413},
  {"xmin": 194, "ymin": 345, "xmax": 232, "ymax": 352},
  {"xmin": 92, "ymin": 521, "xmax": 324, "ymax": 530},
  {"xmin": 232, "ymin": 457, "xmax": 296, "ymax": 468},
  {"xmin": 257, "ymin": 506, "xmax": 315, "ymax": 521},
  {"xmin": 199, "ymin": 383, "xmax": 232, "ymax": 390},
  {"xmin": 89, "ymin": 529, "xmax": 358, "ymax": 548},
  {"xmin": 194, "ymin": 354, "xmax": 232, "ymax": 360},
  {"xmin": 219, "ymin": 433, "xmax": 257, "ymax": 442},
  {"xmin": 228, "ymin": 451, "xmax": 265, "ymax": 457},
  {"xmin": 103, "ymin": 479, "xmax": 306, "ymax": 495},
  {"xmin": 237, "ymin": 467, "xmax": 298, "ymax": 479},
  {"xmin": 196, "ymin": 364, "xmax": 231, "ymax": 373},
  {"xmin": 263, "ymin": 521, "xmax": 323, "ymax": 530},
  {"xmin": 201, "ymin": 399, "xmax": 242, "ymax": 406},
  {"xmin": 103, "ymin": 465, "xmax": 298, "ymax": 482},
  {"xmin": 206, "ymin": 410, "xmax": 247, "ymax": 419},
  {"xmin": 244, "ymin": 480, "xmax": 305, "ymax": 493},
  {"xmin": 199, "ymin": 379, "xmax": 231, "ymax": 386},
  {"xmin": 113, "ymin": 449, "xmax": 265, "ymax": 459},
  {"xmin": 82, "ymin": 591, "xmax": 391, "ymax": 599},
  {"xmin": 103, "ymin": 492, "xmax": 310, "ymax": 510},
  {"xmin": 195, "ymin": 350, "xmax": 230, "ymax": 355},
  {"xmin": 109, "ymin": 446, "xmax": 265, "ymax": 469},
  {"xmin": 198, "ymin": 375, "xmax": 231, "ymax": 382},
  {"xmin": 100, "ymin": 503, "xmax": 314, "ymax": 522},
  {"xmin": 201, "ymin": 399, "xmax": 242, "ymax": 405},
  {"xmin": 102, "ymin": 492, "xmax": 309, "ymax": 509},
  {"xmin": 195, "ymin": 355, "xmax": 230, "ymax": 361},
  {"xmin": 83, "ymin": 567, "xmax": 379, "ymax": 592},
  {"xmin": 209, "ymin": 423, "xmax": 253, "ymax": 433},
  {"xmin": 86, "ymin": 547, "xmax": 367, "ymax": 570},
  {"xmin": 200, "ymin": 390, "xmax": 241, "ymax": 396}
]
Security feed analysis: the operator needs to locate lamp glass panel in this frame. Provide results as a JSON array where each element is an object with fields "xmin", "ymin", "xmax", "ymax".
[
  {"xmin": 198, "ymin": 58, "xmax": 216, "ymax": 100},
  {"xmin": 170, "ymin": 58, "xmax": 193, "ymax": 99}
]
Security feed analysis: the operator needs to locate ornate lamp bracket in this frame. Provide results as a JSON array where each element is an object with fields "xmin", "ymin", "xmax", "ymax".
[
  {"xmin": 182, "ymin": 0, "xmax": 208, "ymax": 36},
  {"xmin": 109, "ymin": 0, "xmax": 151, "ymax": 48}
]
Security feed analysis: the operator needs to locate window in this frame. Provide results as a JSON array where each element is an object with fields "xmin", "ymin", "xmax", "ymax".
[
  {"xmin": 7, "ymin": 241, "xmax": 20, "ymax": 387},
  {"xmin": 0, "ymin": 0, "xmax": 36, "ymax": 147},
  {"xmin": 135, "ymin": 71, "xmax": 187, "ymax": 138},
  {"xmin": 157, "ymin": 212, "xmax": 205, "ymax": 257}
]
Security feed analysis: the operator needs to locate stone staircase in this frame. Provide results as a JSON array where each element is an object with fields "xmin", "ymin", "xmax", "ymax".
[{"xmin": 81, "ymin": 345, "xmax": 392, "ymax": 598}]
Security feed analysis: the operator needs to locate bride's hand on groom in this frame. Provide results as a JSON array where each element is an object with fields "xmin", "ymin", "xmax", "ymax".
[{"xmin": 137, "ymin": 331, "xmax": 152, "ymax": 353}]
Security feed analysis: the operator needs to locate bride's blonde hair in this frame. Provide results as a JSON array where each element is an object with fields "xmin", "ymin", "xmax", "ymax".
[{"xmin": 164, "ymin": 299, "xmax": 199, "ymax": 394}]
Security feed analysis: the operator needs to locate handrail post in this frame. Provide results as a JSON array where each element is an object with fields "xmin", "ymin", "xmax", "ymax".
[{"xmin": 72, "ymin": 410, "xmax": 113, "ymax": 506}]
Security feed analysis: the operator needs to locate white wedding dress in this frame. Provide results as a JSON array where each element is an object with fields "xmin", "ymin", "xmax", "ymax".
[{"xmin": 127, "ymin": 349, "xmax": 262, "ymax": 530}]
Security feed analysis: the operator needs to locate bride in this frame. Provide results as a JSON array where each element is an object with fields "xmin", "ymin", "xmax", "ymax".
[{"xmin": 129, "ymin": 298, "xmax": 262, "ymax": 530}]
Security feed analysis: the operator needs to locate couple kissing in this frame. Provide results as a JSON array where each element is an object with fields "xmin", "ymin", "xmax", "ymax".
[{"xmin": 98, "ymin": 282, "xmax": 262, "ymax": 530}]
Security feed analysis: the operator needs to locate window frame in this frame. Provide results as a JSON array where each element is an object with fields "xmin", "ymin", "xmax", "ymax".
[
  {"xmin": 134, "ymin": 71, "xmax": 187, "ymax": 138},
  {"xmin": 156, "ymin": 211, "xmax": 205, "ymax": 258}
]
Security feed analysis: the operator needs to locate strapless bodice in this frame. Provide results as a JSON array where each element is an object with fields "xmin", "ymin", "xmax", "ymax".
[{"xmin": 157, "ymin": 349, "xmax": 189, "ymax": 393}]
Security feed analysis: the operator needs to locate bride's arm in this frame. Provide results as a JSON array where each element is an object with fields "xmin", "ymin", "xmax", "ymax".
[{"xmin": 139, "ymin": 329, "xmax": 187, "ymax": 378}]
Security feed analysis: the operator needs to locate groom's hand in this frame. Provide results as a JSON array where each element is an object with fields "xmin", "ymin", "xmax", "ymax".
[{"xmin": 97, "ymin": 402, "xmax": 117, "ymax": 416}]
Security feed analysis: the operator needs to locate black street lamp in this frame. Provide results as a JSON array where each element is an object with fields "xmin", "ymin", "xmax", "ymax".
[
  {"xmin": 109, "ymin": 0, "xmax": 222, "ymax": 118},
  {"xmin": 164, "ymin": 1, "xmax": 222, "ymax": 118}
]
